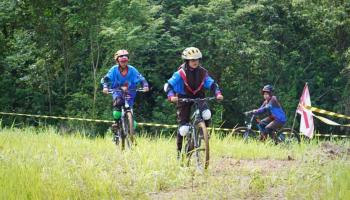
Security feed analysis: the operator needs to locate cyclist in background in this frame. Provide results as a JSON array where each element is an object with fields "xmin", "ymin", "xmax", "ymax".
[{"xmin": 247, "ymin": 85, "xmax": 287, "ymax": 142}]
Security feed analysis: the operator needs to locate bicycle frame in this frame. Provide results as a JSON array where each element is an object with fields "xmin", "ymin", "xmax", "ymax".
[
  {"xmin": 181, "ymin": 97, "xmax": 215, "ymax": 140},
  {"xmin": 108, "ymin": 88, "xmax": 145, "ymax": 149},
  {"xmin": 243, "ymin": 114, "xmax": 256, "ymax": 140},
  {"xmin": 187, "ymin": 101, "xmax": 203, "ymax": 154},
  {"xmin": 179, "ymin": 97, "xmax": 216, "ymax": 170}
]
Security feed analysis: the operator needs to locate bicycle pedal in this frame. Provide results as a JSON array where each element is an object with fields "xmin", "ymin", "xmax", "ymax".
[
  {"xmin": 113, "ymin": 135, "xmax": 120, "ymax": 143},
  {"xmin": 111, "ymin": 123, "xmax": 119, "ymax": 129}
]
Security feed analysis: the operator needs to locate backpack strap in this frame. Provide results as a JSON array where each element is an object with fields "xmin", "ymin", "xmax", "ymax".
[{"xmin": 178, "ymin": 67, "xmax": 206, "ymax": 95}]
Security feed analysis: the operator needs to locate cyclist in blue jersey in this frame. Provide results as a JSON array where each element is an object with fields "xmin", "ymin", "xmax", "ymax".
[
  {"xmin": 249, "ymin": 85, "xmax": 287, "ymax": 142},
  {"xmin": 102, "ymin": 50, "xmax": 149, "ymax": 136}
]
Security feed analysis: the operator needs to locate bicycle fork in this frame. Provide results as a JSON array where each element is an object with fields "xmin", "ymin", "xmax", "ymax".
[{"xmin": 190, "ymin": 125, "xmax": 203, "ymax": 167}]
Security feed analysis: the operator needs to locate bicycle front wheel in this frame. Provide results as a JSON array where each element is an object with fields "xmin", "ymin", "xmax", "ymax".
[
  {"xmin": 121, "ymin": 112, "xmax": 135, "ymax": 150},
  {"xmin": 233, "ymin": 127, "xmax": 258, "ymax": 141},
  {"xmin": 187, "ymin": 122, "xmax": 209, "ymax": 170}
]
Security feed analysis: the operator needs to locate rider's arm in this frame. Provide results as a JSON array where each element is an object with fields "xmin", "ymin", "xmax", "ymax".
[
  {"xmin": 254, "ymin": 102, "xmax": 271, "ymax": 114},
  {"xmin": 102, "ymin": 66, "xmax": 117, "ymax": 89},
  {"xmin": 164, "ymin": 72, "xmax": 181, "ymax": 100},
  {"xmin": 138, "ymin": 74, "xmax": 149, "ymax": 88},
  {"xmin": 133, "ymin": 68, "xmax": 149, "ymax": 88},
  {"xmin": 210, "ymin": 82, "xmax": 222, "ymax": 96},
  {"xmin": 102, "ymin": 76, "xmax": 110, "ymax": 89},
  {"xmin": 165, "ymin": 83, "xmax": 175, "ymax": 100},
  {"xmin": 204, "ymin": 74, "xmax": 222, "ymax": 97}
]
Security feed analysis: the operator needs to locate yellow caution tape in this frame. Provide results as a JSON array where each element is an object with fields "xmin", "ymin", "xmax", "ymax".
[
  {"xmin": 301, "ymin": 105, "xmax": 350, "ymax": 127},
  {"xmin": 0, "ymin": 112, "xmax": 113, "ymax": 123},
  {"xmin": 313, "ymin": 114, "xmax": 350, "ymax": 127},
  {"xmin": 314, "ymin": 133, "xmax": 349, "ymax": 138},
  {"xmin": 305, "ymin": 105, "xmax": 350, "ymax": 120},
  {"xmin": 1, "ymin": 111, "xmax": 349, "ymax": 137},
  {"xmin": 0, "ymin": 111, "xmax": 234, "ymax": 131}
]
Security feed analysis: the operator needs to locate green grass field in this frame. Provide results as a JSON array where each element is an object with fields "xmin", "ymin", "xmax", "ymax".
[{"xmin": 0, "ymin": 127, "xmax": 349, "ymax": 199}]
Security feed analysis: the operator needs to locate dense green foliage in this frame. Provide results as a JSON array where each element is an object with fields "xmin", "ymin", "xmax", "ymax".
[{"xmin": 1, "ymin": 0, "xmax": 349, "ymax": 135}]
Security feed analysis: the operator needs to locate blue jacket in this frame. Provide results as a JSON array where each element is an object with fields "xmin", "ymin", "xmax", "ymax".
[
  {"xmin": 103, "ymin": 65, "xmax": 148, "ymax": 102},
  {"xmin": 255, "ymin": 96, "xmax": 287, "ymax": 124},
  {"xmin": 103, "ymin": 65, "xmax": 147, "ymax": 89}
]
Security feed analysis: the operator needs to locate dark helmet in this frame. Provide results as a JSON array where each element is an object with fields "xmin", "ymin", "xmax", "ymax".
[{"xmin": 262, "ymin": 84, "xmax": 273, "ymax": 94}]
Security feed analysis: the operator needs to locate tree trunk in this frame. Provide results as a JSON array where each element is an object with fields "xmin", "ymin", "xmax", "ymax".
[
  {"xmin": 90, "ymin": 33, "xmax": 100, "ymax": 119},
  {"xmin": 44, "ymin": 62, "xmax": 52, "ymax": 114}
]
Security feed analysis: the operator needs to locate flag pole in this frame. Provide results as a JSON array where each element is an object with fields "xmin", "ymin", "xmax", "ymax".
[{"xmin": 291, "ymin": 109, "xmax": 298, "ymax": 133}]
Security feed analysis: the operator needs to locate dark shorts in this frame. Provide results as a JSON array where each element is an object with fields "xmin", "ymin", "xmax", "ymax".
[{"xmin": 259, "ymin": 116, "xmax": 285, "ymax": 131}]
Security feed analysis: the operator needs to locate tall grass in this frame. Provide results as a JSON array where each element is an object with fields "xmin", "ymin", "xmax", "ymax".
[{"xmin": 0, "ymin": 127, "xmax": 349, "ymax": 199}]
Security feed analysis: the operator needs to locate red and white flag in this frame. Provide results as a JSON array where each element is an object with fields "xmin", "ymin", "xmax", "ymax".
[{"xmin": 297, "ymin": 83, "xmax": 314, "ymax": 138}]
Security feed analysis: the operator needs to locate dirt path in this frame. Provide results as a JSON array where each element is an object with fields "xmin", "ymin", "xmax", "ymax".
[
  {"xmin": 149, "ymin": 156, "xmax": 297, "ymax": 200},
  {"xmin": 149, "ymin": 142, "xmax": 350, "ymax": 199}
]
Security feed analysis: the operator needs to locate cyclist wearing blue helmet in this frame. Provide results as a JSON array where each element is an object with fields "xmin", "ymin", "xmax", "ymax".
[{"xmin": 251, "ymin": 85, "xmax": 287, "ymax": 142}]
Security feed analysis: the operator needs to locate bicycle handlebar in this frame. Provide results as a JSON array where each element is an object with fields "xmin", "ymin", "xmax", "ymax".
[
  {"xmin": 178, "ymin": 97, "xmax": 216, "ymax": 103},
  {"xmin": 107, "ymin": 88, "xmax": 147, "ymax": 94},
  {"xmin": 244, "ymin": 110, "xmax": 255, "ymax": 116}
]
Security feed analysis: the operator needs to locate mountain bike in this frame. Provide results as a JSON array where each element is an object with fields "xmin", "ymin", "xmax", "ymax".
[
  {"xmin": 108, "ymin": 88, "xmax": 146, "ymax": 150},
  {"xmin": 233, "ymin": 111, "xmax": 301, "ymax": 144},
  {"xmin": 179, "ymin": 97, "xmax": 217, "ymax": 171}
]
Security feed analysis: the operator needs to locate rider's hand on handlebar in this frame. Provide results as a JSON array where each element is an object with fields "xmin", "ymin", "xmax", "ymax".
[
  {"xmin": 170, "ymin": 96, "xmax": 178, "ymax": 103},
  {"xmin": 216, "ymin": 94, "xmax": 224, "ymax": 101},
  {"xmin": 121, "ymin": 86, "xmax": 127, "ymax": 91},
  {"xmin": 103, "ymin": 87, "xmax": 109, "ymax": 95},
  {"xmin": 143, "ymin": 87, "xmax": 149, "ymax": 92},
  {"xmin": 244, "ymin": 111, "xmax": 252, "ymax": 116},
  {"xmin": 244, "ymin": 110, "xmax": 256, "ymax": 116}
]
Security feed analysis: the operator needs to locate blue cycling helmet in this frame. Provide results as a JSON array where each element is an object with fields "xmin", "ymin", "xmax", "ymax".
[{"xmin": 261, "ymin": 84, "xmax": 273, "ymax": 94}]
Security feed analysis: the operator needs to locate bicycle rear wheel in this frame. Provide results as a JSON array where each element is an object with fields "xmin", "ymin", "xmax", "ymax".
[
  {"xmin": 278, "ymin": 128, "xmax": 301, "ymax": 144},
  {"xmin": 187, "ymin": 122, "xmax": 209, "ymax": 170}
]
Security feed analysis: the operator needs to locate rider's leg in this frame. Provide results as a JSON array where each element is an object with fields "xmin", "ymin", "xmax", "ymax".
[
  {"xmin": 112, "ymin": 97, "xmax": 124, "ymax": 131},
  {"xmin": 199, "ymin": 101, "xmax": 211, "ymax": 127},
  {"xmin": 111, "ymin": 97, "xmax": 124, "ymax": 142},
  {"xmin": 113, "ymin": 97, "xmax": 124, "ymax": 120},
  {"xmin": 265, "ymin": 120, "xmax": 284, "ymax": 144},
  {"xmin": 259, "ymin": 117, "xmax": 272, "ymax": 141},
  {"xmin": 258, "ymin": 117, "xmax": 272, "ymax": 131},
  {"xmin": 176, "ymin": 101, "xmax": 192, "ymax": 158}
]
